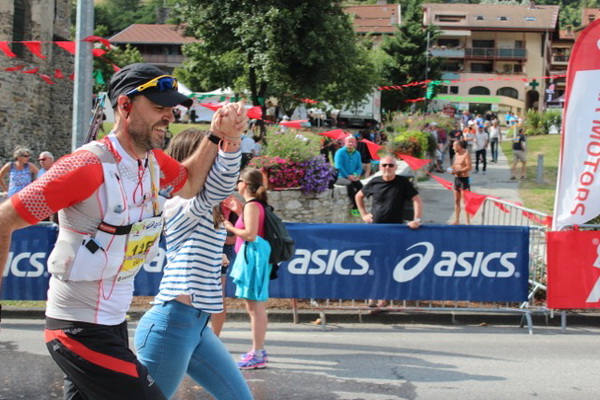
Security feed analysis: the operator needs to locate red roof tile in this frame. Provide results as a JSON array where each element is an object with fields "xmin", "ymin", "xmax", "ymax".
[
  {"xmin": 423, "ymin": 3, "xmax": 559, "ymax": 31},
  {"xmin": 344, "ymin": 4, "xmax": 401, "ymax": 34},
  {"xmin": 109, "ymin": 24, "xmax": 199, "ymax": 44}
]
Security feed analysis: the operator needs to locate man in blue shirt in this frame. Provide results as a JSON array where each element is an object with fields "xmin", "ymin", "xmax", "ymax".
[{"xmin": 334, "ymin": 136, "xmax": 363, "ymax": 216}]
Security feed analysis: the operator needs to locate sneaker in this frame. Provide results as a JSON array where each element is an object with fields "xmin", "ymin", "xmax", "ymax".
[
  {"xmin": 510, "ymin": 176, "xmax": 516, "ymax": 180},
  {"xmin": 240, "ymin": 349, "xmax": 268, "ymax": 362},
  {"xmin": 520, "ymin": 176, "xmax": 525, "ymax": 180},
  {"xmin": 238, "ymin": 351, "xmax": 267, "ymax": 370}
]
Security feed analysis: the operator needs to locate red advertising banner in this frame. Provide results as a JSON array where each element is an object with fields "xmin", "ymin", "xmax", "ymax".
[
  {"xmin": 547, "ymin": 230, "xmax": 600, "ymax": 308},
  {"xmin": 553, "ymin": 19, "xmax": 600, "ymax": 229}
]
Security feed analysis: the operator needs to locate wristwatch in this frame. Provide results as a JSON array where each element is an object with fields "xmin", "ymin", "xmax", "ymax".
[{"xmin": 207, "ymin": 131, "xmax": 221, "ymax": 145}]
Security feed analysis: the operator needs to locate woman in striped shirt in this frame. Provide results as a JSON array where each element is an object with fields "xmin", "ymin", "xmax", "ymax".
[{"xmin": 134, "ymin": 128, "xmax": 252, "ymax": 399}]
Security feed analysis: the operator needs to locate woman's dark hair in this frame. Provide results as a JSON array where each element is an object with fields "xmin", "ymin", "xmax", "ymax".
[
  {"xmin": 457, "ymin": 140, "xmax": 468, "ymax": 149},
  {"xmin": 165, "ymin": 128, "xmax": 208, "ymax": 162},
  {"xmin": 239, "ymin": 168, "xmax": 268, "ymax": 203}
]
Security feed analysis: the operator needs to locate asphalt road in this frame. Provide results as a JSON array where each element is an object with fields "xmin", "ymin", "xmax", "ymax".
[{"xmin": 1, "ymin": 318, "xmax": 600, "ymax": 400}]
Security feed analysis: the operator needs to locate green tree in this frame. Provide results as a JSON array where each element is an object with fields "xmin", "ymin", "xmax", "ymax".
[
  {"xmin": 175, "ymin": 0, "xmax": 378, "ymax": 121},
  {"xmin": 379, "ymin": 0, "xmax": 443, "ymax": 112},
  {"xmin": 93, "ymin": 44, "xmax": 145, "ymax": 94},
  {"xmin": 90, "ymin": 0, "xmax": 180, "ymax": 37}
]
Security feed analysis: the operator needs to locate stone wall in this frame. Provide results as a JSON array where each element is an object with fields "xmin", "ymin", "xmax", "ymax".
[
  {"xmin": 0, "ymin": 0, "xmax": 73, "ymax": 164},
  {"xmin": 268, "ymin": 186, "xmax": 369, "ymax": 224}
]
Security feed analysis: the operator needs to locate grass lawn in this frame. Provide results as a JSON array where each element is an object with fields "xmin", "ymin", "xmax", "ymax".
[{"xmin": 501, "ymin": 134, "xmax": 561, "ymax": 215}]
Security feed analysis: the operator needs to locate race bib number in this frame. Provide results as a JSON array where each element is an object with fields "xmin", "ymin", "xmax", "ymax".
[{"xmin": 118, "ymin": 216, "xmax": 163, "ymax": 282}]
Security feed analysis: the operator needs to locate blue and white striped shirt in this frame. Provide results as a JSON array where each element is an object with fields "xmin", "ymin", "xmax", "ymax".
[{"xmin": 153, "ymin": 149, "xmax": 241, "ymax": 312}]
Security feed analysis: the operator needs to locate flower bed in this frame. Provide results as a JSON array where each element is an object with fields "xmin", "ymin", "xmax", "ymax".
[{"xmin": 248, "ymin": 131, "xmax": 337, "ymax": 196}]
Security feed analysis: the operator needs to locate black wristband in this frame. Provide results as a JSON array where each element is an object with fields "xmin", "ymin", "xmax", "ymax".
[
  {"xmin": 207, "ymin": 132, "xmax": 221, "ymax": 145},
  {"xmin": 0, "ymin": 303, "xmax": 2, "ymax": 323}
]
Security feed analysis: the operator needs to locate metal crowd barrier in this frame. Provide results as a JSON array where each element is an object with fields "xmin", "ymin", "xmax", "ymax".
[{"xmin": 300, "ymin": 197, "xmax": 552, "ymax": 334}]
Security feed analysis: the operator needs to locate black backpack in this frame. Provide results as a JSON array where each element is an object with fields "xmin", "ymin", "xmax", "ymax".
[{"xmin": 247, "ymin": 199, "xmax": 295, "ymax": 268}]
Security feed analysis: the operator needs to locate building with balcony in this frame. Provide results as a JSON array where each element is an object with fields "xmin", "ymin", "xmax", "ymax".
[
  {"xmin": 423, "ymin": 2, "xmax": 560, "ymax": 117},
  {"xmin": 109, "ymin": 24, "xmax": 199, "ymax": 74}
]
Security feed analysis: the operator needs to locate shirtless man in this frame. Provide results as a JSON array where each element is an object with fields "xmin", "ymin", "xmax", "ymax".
[{"xmin": 449, "ymin": 140, "xmax": 472, "ymax": 225}]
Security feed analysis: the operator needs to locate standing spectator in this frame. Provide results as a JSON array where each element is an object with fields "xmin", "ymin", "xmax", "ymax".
[
  {"xmin": 447, "ymin": 127, "xmax": 463, "ymax": 164},
  {"xmin": 190, "ymin": 108, "xmax": 198, "ymax": 124},
  {"xmin": 475, "ymin": 114, "xmax": 485, "ymax": 129},
  {"xmin": 356, "ymin": 155, "xmax": 422, "ymax": 227},
  {"xmin": 320, "ymin": 137, "xmax": 337, "ymax": 163},
  {"xmin": 334, "ymin": 136, "xmax": 363, "ymax": 217},
  {"xmin": 461, "ymin": 110, "xmax": 473, "ymax": 130},
  {"xmin": 37, "ymin": 151, "xmax": 55, "ymax": 178},
  {"xmin": 511, "ymin": 128, "xmax": 527, "ymax": 180},
  {"xmin": 212, "ymin": 195, "xmax": 243, "ymax": 337},
  {"xmin": 0, "ymin": 63, "xmax": 247, "ymax": 399},
  {"xmin": 355, "ymin": 155, "xmax": 422, "ymax": 308},
  {"xmin": 356, "ymin": 131, "xmax": 373, "ymax": 177},
  {"xmin": 474, "ymin": 126, "xmax": 489, "ymax": 174},
  {"xmin": 134, "ymin": 129, "xmax": 252, "ymax": 400},
  {"xmin": 223, "ymin": 168, "xmax": 272, "ymax": 370},
  {"xmin": 0, "ymin": 147, "xmax": 39, "ymax": 197},
  {"xmin": 488, "ymin": 120, "xmax": 502, "ymax": 163},
  {"xmin": 253, "ymin": 135, "xmax": 263, "ymax": 157},
  {"xmin": 463, "ymin": 120, "xmax": 477, "ymax": 155},
  {"xmin": 240, "ymin": 132, "xmax": 256, "ymax": 170},
  {"xmin": 449, "ymin": 140, "xmax": 472, "ymax": 225}
]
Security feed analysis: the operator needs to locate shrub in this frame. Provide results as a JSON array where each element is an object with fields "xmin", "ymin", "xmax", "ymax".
[
  {"xmin": 263, "ymin": 131, "xmax": 320, "ymax": 162},
  {"xmin": 386, "ymin": 130, "xmax": 430, "ymax": 159},
  {"xmin": 248, "ymin": 131, "xmax": 336, "ymax": 195}
]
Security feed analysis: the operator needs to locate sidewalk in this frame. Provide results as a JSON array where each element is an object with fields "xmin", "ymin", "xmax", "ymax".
[{"xmin": 419, "ymin": 142, "xmax": 522, "ymax": 224}]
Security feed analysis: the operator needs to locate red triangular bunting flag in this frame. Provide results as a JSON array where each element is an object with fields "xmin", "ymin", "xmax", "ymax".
[
  {"xmin": 279, "ymin": 120, "xmax": 308, "ymax": 129},
  {"xmin": 69, "ymin": 73, "xmax": 75, "ymax": 80},
  {"xmin": 200, "ymin": 103, "xmax": 223, "ymax": 111},
  {"xmin": 246, "ymin": 106, "xmax": 262, "ymax": 120},
  {"xmin": 398, "ymin": 154, "xmax": 431, "ymax": 171},
  {"xmin": 55, "ymin": 41, "xmax": 76, "ymax": 54},
  {"xmin": 54, "ymin": 69, "xmax": 65, "ymax": 79},
  {"xmin": 5, "ymin": 65, "xmax": 24, "ymax": 71},
  {"xmin": 83, "ymin": 35, "xmax": 111, "ymax": 49},
  {"xmin": 360, "ymin": 139, "xmax": 383, "ymax": 160},
  {"xmin": 23, "ymin": 41, "xmax": 46, "ymax": 59},
  {"xmin": 522, "ymin": 211, "xmax": 543, "ymax": 225},
  {"xmin": 92, "ymin": 48, "xmax": 107, "ymax": 57},
  {"xmin": 542, "ymin": 216, "xmax": 553, "ymax": 227},
  {"xmin": 0, "ymin": 41, "xmax": 17, "ymax": 57},
  {"xmin": 22, "ymin": 67, "xmax": 39, "ymax": 74},
  {"xmin": 39, "ymin": 74, "xmax": 55, "ymax": 84},
  {"xmin": 427, "ymin": 172, "xmax": 454, "ymax": 190},
  {"xmin": 319, "ymin": 129, "xmax": 349, "ymax": 141},
  {"xmin": 463, "ymin": 190, "xmax": 488, "ymax": 216}
]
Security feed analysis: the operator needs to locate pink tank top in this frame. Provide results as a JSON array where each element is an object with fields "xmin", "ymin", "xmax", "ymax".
[{"xmin": 234, "ymin": 200, "xmax": 266, "ymax": 253}]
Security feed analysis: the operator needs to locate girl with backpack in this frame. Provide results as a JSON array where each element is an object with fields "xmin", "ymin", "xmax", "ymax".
[{"xmin": 224, "ymin": 167, "xmax": 271, "ymax": 370}]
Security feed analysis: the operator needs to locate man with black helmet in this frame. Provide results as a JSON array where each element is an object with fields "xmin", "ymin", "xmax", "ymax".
[{"xmin": 0, "ymin": 63, "xmax": 247, "ymax": 399}]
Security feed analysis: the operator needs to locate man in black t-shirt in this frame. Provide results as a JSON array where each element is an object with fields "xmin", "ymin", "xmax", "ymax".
[
  {"xmin": 355, "ymin": 155, "xmax": 423, "ymax": 228},
  {"xmin": 355, "ymin": 155, "xmax": 423, "ymax": 308}
]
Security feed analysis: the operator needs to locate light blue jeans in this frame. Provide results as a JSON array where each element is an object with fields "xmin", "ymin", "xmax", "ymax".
[{"xmin": 134, "ymin": 300, "xmax": 253, "ymax": 400}]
